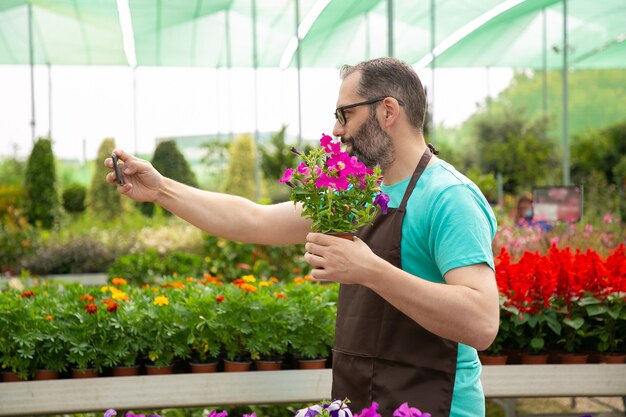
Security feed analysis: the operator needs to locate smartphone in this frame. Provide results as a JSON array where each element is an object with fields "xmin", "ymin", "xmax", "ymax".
[{"xmin": 111, "ymin": 153, "xmax": 125, "ymax": 185}]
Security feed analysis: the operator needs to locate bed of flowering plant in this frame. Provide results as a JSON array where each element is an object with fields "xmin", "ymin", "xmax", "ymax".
[
  {"xmin": 104, "ymin": 399, "xmax": 431, "ymax": 417},
  {"xmin": 280, "ymin": 134, "xmax": 389, "ymax": 234}
]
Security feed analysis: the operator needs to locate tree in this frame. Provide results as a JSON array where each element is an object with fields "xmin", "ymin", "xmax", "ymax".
[
  {"xmin": 89, "ymin": 138, "xmax": 122, "ymax": 219},
  {"xmin": 140, "ymin": 140, "xmax": 198, "ymax": 216},
  {"xmin": 471, "ymin": 105, "xmax": 556, "ymax": 193},
  {"xmin": 24, "ymin": 138, "xmax": 58, "ymax": 229},
  {"xmin": 223, "ymin": 134, "xmax": 257, "ymax": 201},
  {"xmin": 571, "ymin": 121, "xmax": 626, "ymax": 185}
]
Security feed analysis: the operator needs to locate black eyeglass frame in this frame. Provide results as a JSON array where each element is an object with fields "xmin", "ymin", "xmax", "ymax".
[{"xmin": 334, "ymin": 97, "xmax": 404, "ymax": 126}]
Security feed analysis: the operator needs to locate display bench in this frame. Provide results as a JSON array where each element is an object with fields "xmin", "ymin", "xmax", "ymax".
[{"xmin": 1, "ymin": 365, "xmax": 625, "ymax": 416}]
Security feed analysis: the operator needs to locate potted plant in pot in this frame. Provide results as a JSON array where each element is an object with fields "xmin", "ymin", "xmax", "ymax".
[
  {"xmin": 582, "ymin": 292, "xmax": 626, "ymax": 363},
  {"xmin": 286, "ymin": 281, "xmax": 336, "ymax": 369},
  {"xmin": 184, "ymin": 288, "xmax": 222, "ymax": 373},
  {"xmin": 102, "ymin": 298, "xmax": 147, "ymax": 376},
  {"xmin": 511, "ymin": 304, "xmax": 561, "ymax": 364},
  {"xmin": 279, "ymin": 134, "xmax": 389, "ymax": 235},
  {"xmin": 246, "ymin": 286, "xmax": 291, "ymax": 370},
  {"xmin": 555, "ymin": 296, "xmax": 594, "ymax": 363}
]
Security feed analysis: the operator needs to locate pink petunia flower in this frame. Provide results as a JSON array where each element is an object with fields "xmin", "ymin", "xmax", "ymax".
[{"xmin": 279, "ymin": 168, "xmax": 294, "ymax": 183}]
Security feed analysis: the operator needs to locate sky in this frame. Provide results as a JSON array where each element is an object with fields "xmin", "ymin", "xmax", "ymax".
[{"xmin": 0, "ymin": 65, "xmax": 513, "ymax": 162}]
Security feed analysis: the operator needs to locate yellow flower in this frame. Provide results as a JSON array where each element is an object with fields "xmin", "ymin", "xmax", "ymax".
[
  {"xmin": 186, "ymin": 277, "xmax": 195, "ymax": 283},
  {"xmin": 153, "ymin": 295, "xmax": 169, "ymax": 306},
  {"xmin": 242, "ymin": 275, "xmax": 256, "ymax": 283},
  {"xmin": 112, "ymin": 291, "xmax": 130, "ymax": 301},
  {"xmin": 259, "ymin": 281, "xmax": 271, "ymax": 287}
]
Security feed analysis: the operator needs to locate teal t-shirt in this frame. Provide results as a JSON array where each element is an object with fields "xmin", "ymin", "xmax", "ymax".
[{"xmin": 380, "ymin": 160, "xmax": 497, "ymax": 417}]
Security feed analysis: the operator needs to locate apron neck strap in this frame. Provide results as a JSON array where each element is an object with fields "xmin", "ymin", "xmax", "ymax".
[{"xmin": 399, "ymin": 145, "xmax": 435, "ymax": 210}]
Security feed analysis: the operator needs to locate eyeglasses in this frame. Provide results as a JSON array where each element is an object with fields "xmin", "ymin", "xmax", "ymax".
[{"xmin": 334, "ymin": 97, "xmax": 405, "ymax": 126}]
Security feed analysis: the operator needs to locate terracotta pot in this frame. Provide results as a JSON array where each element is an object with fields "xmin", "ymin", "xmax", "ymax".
[
  {"xmin": 34, "ymin": 369, "xmax": 60, "ymax": 380},
  {"xmin": 297, "ymin": 358, "xmax": 327, "ymax": 369},
  {"xmin": 1, "ymin": 371, "xmax": 24, "ymax": 382},
  {"xmin": 72, "ymin": 368, "xmax": 99, "ymax": 378},
  {"xmin": 255, "ymin": 360, "xmax": 282, "ymax": 371},
  {"xmin": 598, "ymin": 353, "xmax": 626, "ymax": 364},
  {"xmin": 558, "ymin": 353, "xmax": 589, "ymax": 364},
  {"xmin": 190, "ymin": 362, "xmax": 219, "ymax": 373},
  {"xmin": 520, "ymin": 353, "xmax": 549, "ymax": 365},
  {"xmin": 145, "ymin": 364, "xmax": 174, "ymax": 375},
  {"xmin": 112, "ymin": 365, "xmax": 141, "ymax": 376},
  {"xmin": 223, "ymin": 360, "xmax": 252, "ymax": 372},
  {"xmin": 478, "ymin": 354, "xmax": 508, "ymax": 365}
]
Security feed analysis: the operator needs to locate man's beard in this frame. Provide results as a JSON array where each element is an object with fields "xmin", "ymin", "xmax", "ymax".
[{"xmin": 343, "ymin": 111, "xmax": 395, "ymax": 170}]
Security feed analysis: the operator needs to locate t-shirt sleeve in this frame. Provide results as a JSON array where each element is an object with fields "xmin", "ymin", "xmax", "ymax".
[{"xmin": 428, "ymin": 183, "xmax": 497, "ymax": 276}]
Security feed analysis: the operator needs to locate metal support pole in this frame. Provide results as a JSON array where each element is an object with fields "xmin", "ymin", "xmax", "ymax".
[
  {"xmin": 28, "ymin": 1, "xmax": 36, "ymax": 143},
  {"xmin": 542, "ymin": 8, "xmax": 548, "ymax": 117},
  {"xmin": 562, "ymin": 0, "xmax": 570, "ymax": 185},
  {"xmin": 226, "ymin": 10, "xmax": 233, "ymax": 141},
  {"xmin": 429, "ymin": 0, "xmax": 436, "ymax": 143},
  {"xmin": 295, "ymin": 0, "xmax": 302, "ymax": 146},
  {"xmin": 47, "ymin": 63, "xmax": 52, "ymax": 139},
  {"xmin": 133, "ymin": 67, "xmax": 138, "ymax": 154},
  {"xmin": 387, "ymin": 0, "xmax": 394, "ymax": 57},
  {"xmin": 252, "ymin": 0, "xmax": 260, "ymax": 201}
]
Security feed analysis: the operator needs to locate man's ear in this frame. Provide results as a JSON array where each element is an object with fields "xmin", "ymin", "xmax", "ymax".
[{"xmin": 381, "ymin": 97, "xmax": 399, "ymax": 125}]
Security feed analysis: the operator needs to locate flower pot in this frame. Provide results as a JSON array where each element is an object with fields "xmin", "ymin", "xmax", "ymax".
[
  {"xmin": 558, "ymin": 353, "xmax": 589, "ymax": 364},
  {"xmin": 34, "ymin": 369, "xmax": 59, "ymax": 380},
  {"xmin": 520, "ymin": 353, "xmax": 549, "ymax": 365},
  {"xmin": 478, "ymin": 354, "xmax": 508, "ymax": 365},
  {"xmin": 145, "ymin": 364, "xmax": 174, "ymax": 375},
  {"xmin": 190, "ymin": 362, "xmax": 219, "ymax": 373},
  {"xmin": 1, "ymin": 371, "xmax": 24, "ymax": 382},
  {"xmin": 112, "ymin": 365, "xmax": 141, "ymax": 377},
  {"xmin": 297, "ymin": 358, "xmax": 327, "ymax": 369},
  {"xmin": 598, "ymin": 353, "xmax": 626, "ymax": 364},
  {"xmin": 255, "ymin": 360, "xmax": 283, "ymax": 371},
  {"xmin": 223, "ymin": 360, "xmax": 252, "ymax": 372},
  {"xmin": 72, "ymin": 368, "xmax": 99, "ymax": 378}
]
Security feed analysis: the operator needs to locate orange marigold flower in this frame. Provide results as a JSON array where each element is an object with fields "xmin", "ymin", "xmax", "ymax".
[
  {"xmin": 79, "ymin": 294, "xmax": 95, "ymax": 302},
  {"xmin": 102, "ymin": 298, "xmax": 115, "ymax": 305},
  {"xmin": 232, "ymin": 278, "xmax": 245, "ymax": 285},
  {"xmin": 20, "ymin": 290, "xmax": 35, "ymax": 298},
  {"xmin": 106, "ymin": 302, "xmax": 120, "ymax": 312},
  {"xmin": 304, "ymin": 275, "xmax": 314, "ymax": 281},
  {"xmin": 84, "ymin": 303, "xmax": 98, "ymax": 314},
  {"xmin": 169, "ymin": 282, "xmax": 185, "ymax": 289},
  {"xmin": 45, "ymin": 315, "xmax": 54, "ymax": 320},
  {"xmin": 270, "ymin": 277, "xmax": 279, "ymax": 283},
  {"xmin": 111, "ymin": 277, "xmax": 127, "ymax": 286},
  {"xmin": 239, "ymin": 283, "xmax": 257, "ymax": 293},
  {"xmin": 216, "ymin": 294, "xmax": 225, "ymax": 303},
  {"xmin": 294, "ymin": 277, "xmax": 304, "ymax": 284},
  {"xmin": 172, "ymin": 272, "xmax": 178, "ymax": 277},
  {"xmin": 186, "ymin": 277, "xmax": 195, "ymax": 283},
  {"xmin": 275, "ymin": 292, "xmax": 287, "ymax": 299}
]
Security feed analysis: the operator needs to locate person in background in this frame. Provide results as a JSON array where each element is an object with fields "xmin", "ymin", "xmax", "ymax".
[
  {"xmin": 515, "ymin": 192, "xmax": 553, "ymax": 231},
  {"xmin": 105, "ymin": 57, "xmax": 499, "ymax": 417}
]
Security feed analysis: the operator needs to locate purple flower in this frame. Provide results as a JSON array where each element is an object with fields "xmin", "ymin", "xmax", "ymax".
[
  {"xmin": 316, "ymin": 173, "xmax": 350, "ymax": 191},
  {"xmin": 279, "ymin": 168, "xmax": 295, "ymax": 183},
  {"xmin": 243, "ymin": 414, "xmax": 257, "ymax": 417},
  {"xmin": 104, "ymin": 410, "xmax": 117, "ymax": 417},
  {"xmin": 325, "ymin": 400, "xmax": 353, "ymax": 417},
  {"xmin": 208, "ymin": 411, "xmax": 228, "ymax": 417},
  {"xmin": 354, "ymin": 402, "xmax": 381, "ymax": 417},
  {"xmin": 295, "ymin": 404, "xmax": 323, "ymax": 417},
  {"xmin": 320, "ymin": 134, "xmax": 341, "ymax": 154},
  {"xmin": 373, "ymin": 192, "xmax": 390, "ymax": 215},
  {"xmin": 392, "ymin": 402, "xmax": 430, "ymax": 417}
]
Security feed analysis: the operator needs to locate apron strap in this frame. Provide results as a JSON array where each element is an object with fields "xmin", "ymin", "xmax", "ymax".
[{"xmin": 398, "ymin": 144, "xmax": 435, "ymax": 210}]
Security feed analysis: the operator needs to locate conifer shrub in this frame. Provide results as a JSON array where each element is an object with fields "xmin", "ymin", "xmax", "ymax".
[
  {"xmin": 62, "ymin": 184, "xmax": 87, "ymax": 213},
  {"xmin": 140, "ymin": 140, "xmax": 197, "ymax": 217},
  {"xmin": 24, "ymin": 138, "xmax": 58, "ymax": 229},
  {"xmin": 223, "ymin": 133, "xmax": 257, "ymax": 201},
  {"xmin": 88, "ymin": 138, "xmax": 122, "ymax": 219}
]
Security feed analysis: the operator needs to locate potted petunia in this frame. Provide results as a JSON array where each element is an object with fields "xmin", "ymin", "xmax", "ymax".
[{"xmin": 280, "ymin": 134, "xmax": 389, "ymax": 235}]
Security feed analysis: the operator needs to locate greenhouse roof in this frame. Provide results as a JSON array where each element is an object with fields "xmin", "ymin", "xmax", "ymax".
[{"xmin": 0, "ymin": 0, "xmax": 623, "ymax": 69}]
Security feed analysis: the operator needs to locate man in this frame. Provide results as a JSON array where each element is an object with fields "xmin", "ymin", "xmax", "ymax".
[{"xmin": 106, "ymin": 57, "xmax": 499, "ymax": 417}]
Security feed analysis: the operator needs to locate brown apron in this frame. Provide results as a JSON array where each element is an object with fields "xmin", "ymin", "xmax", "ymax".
[{"xmin": 332, "ymin": 146, "xmax": 458, "ymax": 417}]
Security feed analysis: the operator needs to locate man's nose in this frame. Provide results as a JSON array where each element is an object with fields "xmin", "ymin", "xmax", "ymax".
[{"xmin": 332, "ymin": 120, "xmax": 345, "ymax": 137}]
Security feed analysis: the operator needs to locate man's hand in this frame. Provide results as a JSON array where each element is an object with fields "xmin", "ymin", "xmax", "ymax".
[
  {"xmin": 304, "ymin": 232, "xmax": 382, "ymax": 285},
  {"xmin": 104, "ymin": 149, "xmax": 163, "ymax": 203}
]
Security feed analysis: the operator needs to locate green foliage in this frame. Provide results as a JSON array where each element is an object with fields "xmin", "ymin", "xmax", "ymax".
[
  {"xmin": 491, "ymin": 69, "xmax": 626, "ymax": 140},
  {"xmin": 24, "ymin": 138, "xmax": 59, "ymax": 229},
  {"xmin": 223, "ymin": 133, "xmax": 257, "ymax": 201},
  {"xmin": 88, "ymin": 138, "xmax": 123, "ymax": 219},
  {"xmin": 0, "ymin": 184, "xmax": 28, "ymax": 213},
  {"xmin": 0, "ymin": 157, "xmax": 26, "ymax": 186},
  {"xmin": 203, "ymin": 235, "xmax": 310, "ymax": 282},
  {"xmin": 465, "ymin": 167, "xmax": 498, "ymax": 203},
  {"xmin": 62, "ymin": 183, "xmax": 87, "ymax": 213},
  {"xmin": 571, "ymin": 120, "xmax": 626, "ymax": 185},
  {"xmin": 21, "ymin": 236, "xmax": 115, "ymax": 274},
  {"xmin": 107, "ymin": 250, "xmax": 206, "ymax": 286},
  {"xmin": 200, "ymin": 138, "xmax": 230, "ymax": 191},
  {"xmin": 470, "ymin": 105, "xmax": 556, "ymax": 193},
  {"xmin": 141, "ymin": 140, "xmax": 198, "ymax": 216},
  {"xmin": 0, "ymin": 207, "xmax": 37, "ymax": 273}
]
